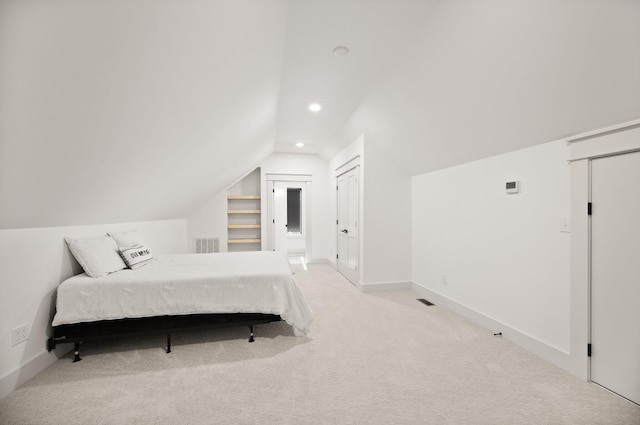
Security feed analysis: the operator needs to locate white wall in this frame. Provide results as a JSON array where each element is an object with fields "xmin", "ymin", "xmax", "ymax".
[
  {"xmin": 412, "ymin": 141, "xmax": 571, "ymax": 360},
  {"xmin": 187, "ymin": 191, "xmax": 229, "ymax": 252},
  {"xmin": 361, "ymin": 140, "xmax": 412, "ymax": 286},
  {"xmin": 0, "ymin": 219, "xmax": 187, "ymax": 400},
  {"xmin": 328, "ymin": 135, "xmax": 413, "ymax": 289}
]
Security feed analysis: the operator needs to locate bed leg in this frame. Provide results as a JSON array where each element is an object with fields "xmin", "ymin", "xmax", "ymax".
[
  {"xmin": 248, "ymin": 325, "xmax": 255, "ymax": 343},
  {"xmin": 166, "ymin": 333, "xmax": 172, "ymax": 354},
  {"xmin": 73, "ymin": 342, "xmax": 82, "ymax": 363}
]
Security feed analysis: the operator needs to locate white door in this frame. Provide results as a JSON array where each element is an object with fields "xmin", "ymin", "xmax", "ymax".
[
  {"xmin": 336, "ymin": 167, "xmax": 359, "ymax": 284},
  {"xmin": 590, "ymin": 150, "xmax": 640, "ymax": 405},
  {"xmin": 272, "ymin": 183, "xmax": 288, "ymax": 253}
]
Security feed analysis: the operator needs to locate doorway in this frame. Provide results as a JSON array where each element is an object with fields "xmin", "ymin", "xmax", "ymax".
[
  {"xmin": 590, "ymin": 150, "xmax": 640, "ymax": 405},
  {"xmin": 267, "ymin": 176, "xmax": 311, "ymax": 262}
]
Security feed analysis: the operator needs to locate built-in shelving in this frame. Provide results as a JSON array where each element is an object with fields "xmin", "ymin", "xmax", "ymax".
[
  {"xmin": 227, "ymin": 195, "xmax": 261, "ymax": 200},
  {"xmin": 227, "ymin": 169, "xmax": 262, "ymax": 252},
  {"xmin": 227, "ymin": 224, "xmax": 261, "ymax": 229},
  {"xmin": 228, "ymin": 238, "xmax": 261, "ymax": 244}
]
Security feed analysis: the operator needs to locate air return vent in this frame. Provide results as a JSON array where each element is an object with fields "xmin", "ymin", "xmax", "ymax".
[
  {"xmin": 195, "ymin": 237, "xmax": 219, "ymax": 253},
  {"xmin": 417, "ymin": 298, "xmax": 435, "ymax": 306}
]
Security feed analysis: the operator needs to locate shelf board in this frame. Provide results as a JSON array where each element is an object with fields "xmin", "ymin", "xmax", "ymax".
[
  {"xmin": 227, "ymin": 224, "xmax": 261, "ymax": 229},
  {"xmin": 228, "ymin": 210, "xmax": 261, "ymax": 214},
  {"xmin": 228, "ymin": 238, "xmax": 261, "ymax": 244},
  {"xmin": 227, "ymin": 195, "xmax": 261, "ymax": 200}
]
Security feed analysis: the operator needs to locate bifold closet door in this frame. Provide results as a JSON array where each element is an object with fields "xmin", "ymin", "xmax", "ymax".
[{"xmin": 590, "ymin": 150, "xmax": 640, "ymax": 405}]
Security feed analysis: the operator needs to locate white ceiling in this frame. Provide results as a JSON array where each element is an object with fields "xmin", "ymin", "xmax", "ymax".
[
  {"xmin": 274, "ymin": 0, "xmax": 439, "ymax": 154},
  {"xmin": 1, "ymin": 0, "xmax": 639, "ymax": 229}
]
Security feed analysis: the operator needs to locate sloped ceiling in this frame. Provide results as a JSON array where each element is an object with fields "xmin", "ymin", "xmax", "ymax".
[
  {"xmin": 0, "ymin": 0, "xmax": 288, "ymax": 229},
  {"xmin": 320, "ymin": 0, "xmax": 640, "ymax": 173},
  {"xmin": 1, "ymin": 0, "xmax": 639, "ymax": 229}
]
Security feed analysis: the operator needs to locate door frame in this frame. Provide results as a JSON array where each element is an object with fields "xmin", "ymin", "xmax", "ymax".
[
  {"xmin": 567, "ymin": 120, "xmax": 640, "ymax": 381},
  {"xmin": 266, "ymin": 174, "xmax": 312, "ymax": 261},
  {"xmin": 588, "ymin": 150, "xmax": 640, "ymax": 405},
  {"xmin": 335, "ymin": 156, "xmax": 362, "ymax": 285}
]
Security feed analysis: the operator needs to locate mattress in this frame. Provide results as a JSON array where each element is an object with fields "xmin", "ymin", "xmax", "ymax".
[{"xmin": 52, "ymin": 251, "xmax": 313, "ymax": 334}]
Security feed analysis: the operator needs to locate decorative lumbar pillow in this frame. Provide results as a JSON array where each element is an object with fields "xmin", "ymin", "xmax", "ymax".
[
  {"xmin": 65, "ymin": 235, "xmax": 127, "ymax": 278},
  {"xmin": 118, "ymin": 244, "xmax": 154, "ymax": 269},
  {"xmin": 108, "ymin": 229, "xmax": 144, "ymax": 247}
]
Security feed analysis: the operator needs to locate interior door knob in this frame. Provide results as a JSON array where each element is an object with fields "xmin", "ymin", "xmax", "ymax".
[{"xmin": 341, "ymin": 229, "xmax": 348, "ymax": 234}]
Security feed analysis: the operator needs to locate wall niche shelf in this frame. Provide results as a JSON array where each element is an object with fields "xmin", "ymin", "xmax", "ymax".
[
  {"xmin": 228, "ymin": 238, "xmax": 261, "ymax": 244},
  {"xmin": 227, "ymin": 224, "xmax": 261, "ymax": 229},
  {"xmin": 227, "ymin": 169, "xmax": 262, "ymax": 252},
  {"xmin": 227, "ymin": 195, "xmax": 261, "ymax": 200}
]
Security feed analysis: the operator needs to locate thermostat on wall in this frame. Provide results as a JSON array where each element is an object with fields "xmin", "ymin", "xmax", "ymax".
[{"xmin": 505, "ymin": 180, "xmax": 520, "ymax": 194}]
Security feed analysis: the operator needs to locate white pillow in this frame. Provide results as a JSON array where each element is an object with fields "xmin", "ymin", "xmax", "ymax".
[
  {"xmin": 65, "ymin": 235, "xmax": 127, "ymax": 278},
  {"xmin": 118, "ymin": 244, "xmax": 154, "ymax": 269},
  {"xmin": 108, "ymin": 229, "xmax": 144, "ymax": 247}
]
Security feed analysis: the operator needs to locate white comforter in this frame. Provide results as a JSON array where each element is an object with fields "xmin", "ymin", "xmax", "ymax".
[{"xmin": 52, "ymin": 251, "xmax": 313, "ymax": 334}]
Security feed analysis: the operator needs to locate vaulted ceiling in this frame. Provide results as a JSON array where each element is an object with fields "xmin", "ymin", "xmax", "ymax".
[{"xmin": 1, "ymin": 0, "xmax": 639, "ymax": 229}]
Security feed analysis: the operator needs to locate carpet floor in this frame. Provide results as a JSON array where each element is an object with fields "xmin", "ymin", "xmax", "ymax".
[{"xmin": 1, "ymin": 263, "xmax": 639, "ymax": 424}]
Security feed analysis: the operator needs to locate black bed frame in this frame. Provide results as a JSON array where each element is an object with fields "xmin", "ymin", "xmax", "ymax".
[{"xmin": 47, "ymin": 313, "xmax": 282, "ymax": 362}]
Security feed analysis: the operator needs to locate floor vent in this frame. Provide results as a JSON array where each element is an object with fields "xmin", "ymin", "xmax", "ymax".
[{"xmin": 417, "ymin": 298, "xmax": 435, "ymax": 306}]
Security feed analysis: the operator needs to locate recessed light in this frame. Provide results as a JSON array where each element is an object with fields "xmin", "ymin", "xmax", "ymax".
[
  {"xmin": 308, "ymin": 103, "xmax": 322, "ymax": 112},
  {"xmin": 296, "ymin": 142, "xmax": 304, "ymax": 148},
  {"xmin": 333, "ymin": 46, "xmax": 349, "ymax": 57}
]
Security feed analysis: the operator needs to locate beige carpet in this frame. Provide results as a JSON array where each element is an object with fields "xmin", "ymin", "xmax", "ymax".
[{"xmin": 1, "ymin": 263, "xmax": 639, "ymax": 425}]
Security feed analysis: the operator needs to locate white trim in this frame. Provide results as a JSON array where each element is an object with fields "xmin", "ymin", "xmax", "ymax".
[
  {"xmin": 567, "ymin": 121, "xmax": 640, "ymax": 162},
  {"xmin": 360, "ymin": 281, "xmax": 412, "ymax": 293},
  {"xmin": 565, "ymin": 118, "xmax": 640, "ymax": 144},
  {"xmin": 0, "ymin": 349, "xmax": 66, "ymax": 400},
  {"xmin": 411, "ymin": 283, "xmax": 576, "ymax": 376},
  {"xmin": 306, "ymin": 257, "xmax": 331, "ymax": 265},
  {"xmin": 569, "ymin": 147, "xmax": 640, "ymax": 163},
  {"xmin": 266, "ymin": 173, "xmax": 312, "ymax": 182},
  {"xmin": 335, "ymin": 155, "xmax": 360, "ymax": 177}
]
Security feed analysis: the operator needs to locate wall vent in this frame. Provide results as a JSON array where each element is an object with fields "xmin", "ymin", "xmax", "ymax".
[{"xmin": 195, "ymin": 237, "xmax": 219, "ymax": 254}]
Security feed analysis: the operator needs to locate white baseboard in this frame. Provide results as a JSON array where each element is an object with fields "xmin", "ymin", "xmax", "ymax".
[
  {"xmin": 0, "ymin": 349, "xmax": 63, "ymax": 400},
  {"xmin": 411, "ymin": 282, "xmax": 576, "ymax": 377},
  {"xmin": 306, "ymin": 257, "xmax": 331, "ymax": 265},
  {"xmin": 360, "ymin": 281, "xmax": 412, "ymax": 293}
]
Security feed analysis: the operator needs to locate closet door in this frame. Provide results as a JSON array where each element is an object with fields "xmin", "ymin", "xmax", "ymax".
[
  {"xmin": 336, "ymin": 167, "xmax": 359, "ymax": 284},
  {"xmin": 590, "ymin": 150, "xmax": 640, "ymax": 405}
]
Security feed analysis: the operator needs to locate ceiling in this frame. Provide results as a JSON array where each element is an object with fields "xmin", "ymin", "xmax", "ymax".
[
  {"xmin": 1, "ymin": 0, "xmax": 639, "ymax": 229},
  {"xmin": 274, "ymin": 0, "xmax": 439, "ymax": 154}
]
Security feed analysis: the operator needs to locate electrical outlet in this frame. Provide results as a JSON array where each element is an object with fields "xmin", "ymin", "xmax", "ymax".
[
  {"xmin": 11, "ymin": 323, "xmax": 29, "ymax": 346},
  {"xmin": 442, "ymin": 275, "xmax": 447, "ymax": 285}
]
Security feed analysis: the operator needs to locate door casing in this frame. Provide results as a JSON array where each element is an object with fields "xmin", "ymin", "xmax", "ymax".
[{"xmin": 336, "ymin": 165, "xmax": 360, "ymax": 284}]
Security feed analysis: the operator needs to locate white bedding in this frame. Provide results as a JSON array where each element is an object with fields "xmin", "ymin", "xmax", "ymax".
[{"xmin": 52, "ymin": 251, "xmax": 313, "ymax": 334}]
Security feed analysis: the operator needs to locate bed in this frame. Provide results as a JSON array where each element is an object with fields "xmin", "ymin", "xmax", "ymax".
[{"xmin": 47, "ymin": 248, "xmax": 313, "ymax": 362}]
